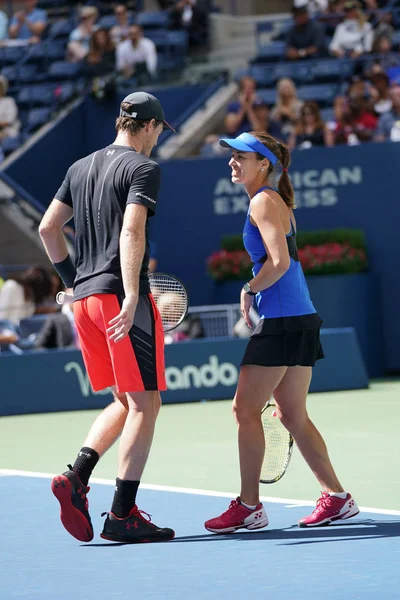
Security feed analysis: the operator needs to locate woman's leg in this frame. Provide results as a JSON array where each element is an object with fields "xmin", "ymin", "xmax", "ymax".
[
  {"xmin": 273, "ymin": 366, "xmax": 344, "ymax": 492},
  {"xmin": 233, "ymin": 365, "xmax": 287, "ymax": 506}
]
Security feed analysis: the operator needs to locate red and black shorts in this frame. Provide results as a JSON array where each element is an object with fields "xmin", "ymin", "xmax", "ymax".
[{"xmin": 74, "ymin": 294, "xmax": 166, "ymax": 394}]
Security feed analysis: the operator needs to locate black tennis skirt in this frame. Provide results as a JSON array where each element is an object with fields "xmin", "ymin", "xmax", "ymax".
[{"xmin": 241, "ymin": 313, "xmax": 325, "ymax": 368}]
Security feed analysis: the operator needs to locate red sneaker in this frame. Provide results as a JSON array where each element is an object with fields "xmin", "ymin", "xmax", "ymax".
[
  {"xmin": 205, "ymin": 497, "xmax": 268, "ymax": 534},
  {"xmin": 51, "ymin": 465, "xmax": 93, "ymax": 542},
  {"xmin": 298, "ymin": 492, "xmax": 359, "ymax": 528}
]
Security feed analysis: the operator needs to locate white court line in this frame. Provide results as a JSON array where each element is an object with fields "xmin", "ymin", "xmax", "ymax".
[{"xmin": 1, "ymin": 468, "xmax": 400, "ymax": 516}]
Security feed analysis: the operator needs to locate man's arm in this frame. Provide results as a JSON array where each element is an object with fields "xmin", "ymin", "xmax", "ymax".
[
  {"xmin": 120, "ymin": 204, "xmax": 148, "ymax": 300},
  {"xmin": 39, "ymin": 199, "xmax": 75, "ymax": 288},
  {"xmin": 145, "ymin": 39, "xmax": 158, "ymax": 76},
  {"xmin": 107, "ymin": 204, "xmax": 147, "ymax": 343}
]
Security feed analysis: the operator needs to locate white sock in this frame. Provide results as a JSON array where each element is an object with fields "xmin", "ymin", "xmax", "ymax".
[
  {"xmin": 329, "ymin": 491, "xmax": 348, "ymax": 499},
  {"xmin": 240, "ymin": 500, "xmax": 257, "ymax": 510}
]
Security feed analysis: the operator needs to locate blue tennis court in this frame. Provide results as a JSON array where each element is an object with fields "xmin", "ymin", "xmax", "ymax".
[{"xmin": 2, "ymin": 472, "xmax": 400, "ymax": 600}]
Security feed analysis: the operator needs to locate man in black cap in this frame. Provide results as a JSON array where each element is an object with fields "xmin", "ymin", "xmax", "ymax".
[{"xmin": 39, "ymin": 92, "xmax": 175, "ymax": 544}]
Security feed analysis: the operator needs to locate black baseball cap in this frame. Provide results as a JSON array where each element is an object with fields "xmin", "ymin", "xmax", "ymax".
[{"xmin": 120, "ymin": 91, "xmax": 175, "ymax": 131}]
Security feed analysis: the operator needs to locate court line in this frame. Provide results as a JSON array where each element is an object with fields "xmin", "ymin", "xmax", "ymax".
[{"xmin": 1, "ymin": 468, "xmax": 400, "ymax": 516}]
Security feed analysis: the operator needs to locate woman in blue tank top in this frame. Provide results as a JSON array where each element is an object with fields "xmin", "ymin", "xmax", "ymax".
[{"xmin": 205, "ymin": 132, "xmax": 358, "ymax": 533}]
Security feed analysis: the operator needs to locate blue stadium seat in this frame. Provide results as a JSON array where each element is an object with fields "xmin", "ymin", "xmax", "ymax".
[
  {"xmin": 249, "ymin": 65, "xmax": 276, "ymax": 87},
  {"xmin": 272, "ymin": 18, "xmax": 293, "ymax": 41},
  {"xmin": 257, "ymin": 88, "xmax": 278, "ymax": 105},
  {"xmin": 57, "ymin": 83, "xmax": 75, "ymax": 104},
  {"xmin": 17, "ymin": 85, "xmax": 55, "ymax": 108},
  {"xmin": 2, "ymin": 65, "xmax": 39, "ymax": 84},
  {"xmin": 272, "ymin": 61, "xmax": 310, "ymax": 84},
  {"xmin": 309, "ymin": 59, "xmax": 356, "ymax": 83},
  {"xmin": 98, "ymin": 15, "xmax": 117, "ymax": 29},
  {"xmin": 392, "ymin": 30, "xmax": 400, "ymax": 45},
  {"xmin": 297, "ymin": 83, "xmax": 338, "ymax": 106},
  {"xmin": 2, "ymin": 136, "xmax": 23, "ymax": 156},
  {"xmin": 0, "ymin": 45, "xmax": 25, "ymax": 65},
  {"xmin": 255, "ymin": 41, "xmax": 286, "ymax": 62},
  {"xmin": 19, "ymin": 315, "xmax": 49, "ymax": 337},
  {"xmin": 48, "ymin": 61, "xmax": 82, "ymax": 80},
  {"xmin": 25, "ymin": 107, "xmax": 52, "ymax": 132},
  {"xmin": 48, "ymin": 20, "xmax": 72, "ymax": 39},
  {"xmin": 137, "ymin": 11, "xmax": 169, "ymax": 29}
]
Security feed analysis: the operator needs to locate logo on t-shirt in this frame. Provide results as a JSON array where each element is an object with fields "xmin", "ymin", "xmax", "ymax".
[{"xmin": 136, "ymin": 192, "xmax": 156, "ymax": 204}]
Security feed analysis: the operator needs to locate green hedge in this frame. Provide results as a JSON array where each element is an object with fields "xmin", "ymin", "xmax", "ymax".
[{"xmin": 221, "ymin": 228, "xmax": 367, "ymax": 251}]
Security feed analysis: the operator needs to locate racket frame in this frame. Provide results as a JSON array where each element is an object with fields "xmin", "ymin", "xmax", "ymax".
[
  {"xmin": 149, "ymin": 271, "xmax": 189, "ymax": 332},
  {"xmin": 260, "ymin": 398, "xmax": 294, "ymax": 484}
]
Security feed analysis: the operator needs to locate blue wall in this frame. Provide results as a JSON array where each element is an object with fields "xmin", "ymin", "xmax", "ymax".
[
  {"xmin": 4, "ymin": 103, "xmax": 400, "ymax": 370},
  {"xmin": 0, "ymin": 328, "xmax": 368, "ymax": 416}
]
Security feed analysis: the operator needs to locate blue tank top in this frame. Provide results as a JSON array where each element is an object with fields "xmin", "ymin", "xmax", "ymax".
[{"xmin": 243, "ymin": 186, "xmax": 316, "ymax": 320}]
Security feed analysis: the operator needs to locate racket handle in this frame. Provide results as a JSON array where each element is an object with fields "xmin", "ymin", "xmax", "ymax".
[{"xmin": 56, "ymin": 291, "xmax": 73, "ymax": 305}]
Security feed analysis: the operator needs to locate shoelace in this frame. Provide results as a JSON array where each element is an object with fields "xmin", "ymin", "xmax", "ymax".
[
  {"xmin": 313, "ymin": 493, "xmax": 337, "ymax": 514},
  {"xmin": 101, "ymin": 507, "xmax": 156, "ymax": 528}
]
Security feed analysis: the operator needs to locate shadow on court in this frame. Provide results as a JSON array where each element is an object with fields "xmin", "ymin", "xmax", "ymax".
[{"xmin": 83, "ymin": 519, "xmax": 400, "ymax": 547}]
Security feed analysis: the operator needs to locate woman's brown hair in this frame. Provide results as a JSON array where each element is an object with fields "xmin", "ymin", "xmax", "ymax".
[
  {"xmin": 296, "ymin": 101, "xmax": 325, "ymax": 135},
  {"xmin": 250, "ymin": 131, "xmax": 295, "ymax": 209},
  {"xmin": 89, "ymin": 27, "xmax": 114, "ymax": 56}
]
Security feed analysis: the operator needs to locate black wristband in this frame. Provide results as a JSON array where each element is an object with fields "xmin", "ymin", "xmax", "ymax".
[{"xmin": 53, "ymin": 255, "xmax": 76, "ymax": 288}]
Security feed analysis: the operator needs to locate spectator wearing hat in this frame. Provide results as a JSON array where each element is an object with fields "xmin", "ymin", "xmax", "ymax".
[
  {"xmin": 0, "ymin": 76, "xmax": 20, "ymax": 142},
  {"xmin": 330, "ymin": 1, "xmax": 373, "ymax": 57},
  {"xmin": 116, "ymin": 24, "xmax": 158, "ymax": 83},
  {"xmin": 67, "ymin": 6, "xmax": 98, "ymax": 63},
  {"xmin": 8, "ymin": 0, "xmax": 47, "ymax": 43},
  {"xmin": 286, "ymin": 6, "xmax": 327, "ymax": 60}
]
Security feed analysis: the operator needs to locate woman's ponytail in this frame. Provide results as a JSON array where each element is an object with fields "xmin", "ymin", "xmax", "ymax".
[{"xmin": 277, "ymin": 142, "xmax": 295, "ymax": 209}]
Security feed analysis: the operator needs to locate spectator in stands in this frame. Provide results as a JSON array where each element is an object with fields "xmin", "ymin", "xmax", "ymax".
[
  {"xmin": 251, "ymin": 99, "xmax": 285, "ymax": 141},
  {"xmin": 329, "ymin": 1, "xmax": 373, "ymax": 57},
  {"xmin": 375, "ymin": 86, "xmax": 400, "ymax": 141},
  {"xmin": 116, "ymin": 24, "xmax": 158, "ymax": 83},
  {"xmin": 289, "ymin": 100, "xmax": 333, "ymax": 149},
  {"xmin": 83, "ymin": 28, "xmax": 116, "ymax": 79},
  {"xmin": 110, "ymin": 4, "xmax": 131, "ymax": 46},
  {"xmin": 293, "ymin": 0, "xmax": 329, "ymax": 16},
  {"xmin": 8, "ymin": 0, "xmax": 47, "ymax": 43},
  {"xmin": 169, "ymin": 0, "xmax": 211, "ymax": 49},
  {"xmin": 370, "ymin": 71, "xmax": 392, "ymax": 115},
  {"xmin": 224, "ymin": 76, "xmax": 258, "ymax": 138},
  {"xmin": 373, "ymin": 10, "xmax": 394, "ymax": 43},
  {"xmin": 0, "ymin": 5, "xmax": 8, "ymax": 40},
  {"xmin": 67, "ymin": 6, "xmax": 98, "ymax": 63},
  {"xmin": 286, "ymin": 5, "xmax": 327, "ymax": 60},
  {"xmin": 270, "ymin": 78, "xmax": 303, "ymax": 139},
  {"xmin": 333, "ymin": 86, "xmax": 378, "ymax": 144},
  {"xmin": 0, "ymin": 76, "xmax": 20, "ymax": 142},
  {"xmin": 0, "ymin": 266, "xmax": 52, "ymax": 324},
  {"xmin": 148, "ymin": 240, "xmax": 158, "ymax": 274}
]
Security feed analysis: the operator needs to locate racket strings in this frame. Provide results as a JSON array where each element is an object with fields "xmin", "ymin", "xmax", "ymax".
[
  {"xmin": 261, "ymin": 409, "xmax": 292, "ymax": 482},
  {"xmin": 149, "ymin": 274, "xmax": 188, "ymax": 331}
]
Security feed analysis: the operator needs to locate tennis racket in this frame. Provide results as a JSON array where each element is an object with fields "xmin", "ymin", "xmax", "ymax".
[
  {"xmin": 149, "ymin": 272, "xmax": 189, "ymax": 332},
  {"xmin": 260, "ymin": 399, "xmax": 294, "ymax": 484},
  {"xmin": 56, "ymin": 272, "xmax": 189, "ymax": 333}
]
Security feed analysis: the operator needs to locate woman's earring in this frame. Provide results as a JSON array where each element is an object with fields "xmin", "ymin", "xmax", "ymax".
[{"xmin": 261, "ymin": 167, "xmax": 264, "ymax": 171}]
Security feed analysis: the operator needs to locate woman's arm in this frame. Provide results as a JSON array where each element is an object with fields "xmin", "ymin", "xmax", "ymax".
[
  {"xmin": 240, "ymin": 193, "xmax": 290, "ymax": 327},
  {"xmin": 248, "ymin": 193, "xmax": 290, "ymax": 293}
]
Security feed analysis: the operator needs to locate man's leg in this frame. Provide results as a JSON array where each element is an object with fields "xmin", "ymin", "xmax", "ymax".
[
  {"xmin": 71, "ymin": 390, "xmax": 128, "ymax": 486},
  {"xmin": 100, "ymin": 388, "xmax": 175, "ymax": 543}
]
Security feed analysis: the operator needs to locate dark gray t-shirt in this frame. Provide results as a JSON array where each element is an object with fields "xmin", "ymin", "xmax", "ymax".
[{"xmin": 55, "ymin": 144, "xmax": 161, "ymax": 300}]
